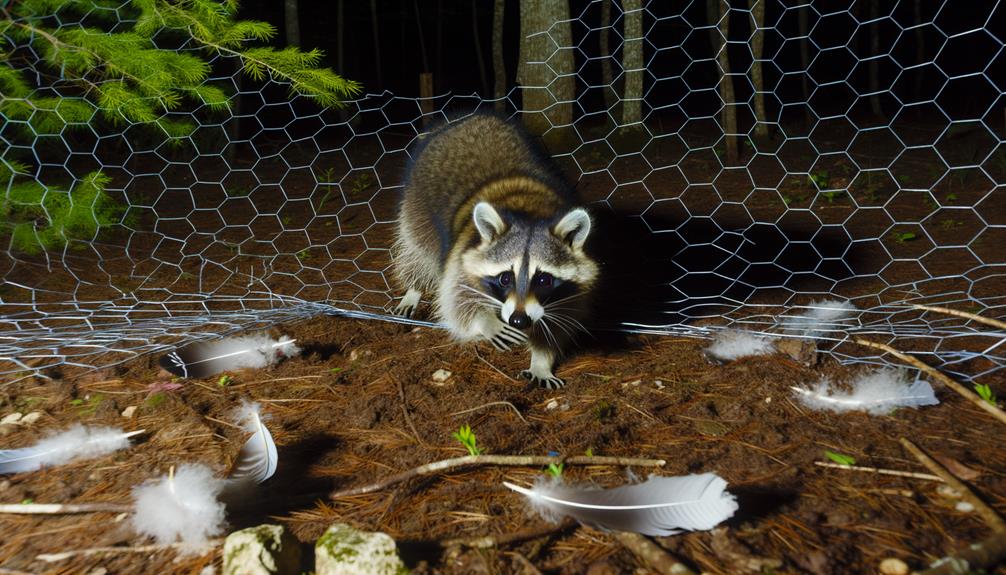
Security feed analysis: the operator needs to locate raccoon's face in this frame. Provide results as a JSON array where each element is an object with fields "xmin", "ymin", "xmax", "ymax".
[{"xmin": 461, "ymin": 202, "xmax": 598, "ymax": 334}]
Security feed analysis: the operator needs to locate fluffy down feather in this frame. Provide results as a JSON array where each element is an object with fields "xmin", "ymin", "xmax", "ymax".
[
  {"xmin": 704, "ymin": 330, "xmax": 776, "ymax": 362},
  {"xmin": 792, "ymin": 368, "xmax": 938, "ymax": 415},
  {"xmin": 780, "ymin": 299, "xmax": 858, "ymax": 338},
  {"xmin": 159, "ymin": 335, "xmax": 300, "ymax": 379},
  {"xmin": 131, "ymin": 464, "xmax": 226, "ymax": 547},
  {"xmin": 0, "ymin": 426, "xmax": 141, "ymax": 474}
]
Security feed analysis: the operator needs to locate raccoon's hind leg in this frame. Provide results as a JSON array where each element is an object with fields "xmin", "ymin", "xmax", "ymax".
[
  {"xmin": 520, "ymin": 344, "xmax": 564, "ymax": 389},
  {"xmin": 393, "ymin": 288, "xmax": 422, "ymax": 318}
]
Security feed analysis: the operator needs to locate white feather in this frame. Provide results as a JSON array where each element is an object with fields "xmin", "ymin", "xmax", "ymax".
[
  {"xmin": 503, "ymin": 473, "xmax": 738, "ymax": 536},
  {"xmin": 227, "ymin": 402, "xmax": 278, "ymax": 484},
  {"xmin": 0, "ymin": 426, "xmax": 143, "ymax": 475},
  {"xmin": 705, "ymin": 330, "xmax": 776, "ymax": 362},
  {"xmin": 780, "ymin": 299, "xmax": 858, "ymax": 338},
  {"xmin": 159, "ymin": 334, "xmax": 301, "ymax": 379},
  {"xmin": 131, "ymin": 463, "xmax": 226, "ymax": 547},
  {"xmin": 792, "ymin": 368, "xmax": 939, "ymax": 415}
]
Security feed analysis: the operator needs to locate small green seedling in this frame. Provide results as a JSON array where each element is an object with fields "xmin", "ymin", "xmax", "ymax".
[
  {"xmin": 21, "ymin": 498, "xmax": 33, "ymax": 505},
  {"xmin": 328, "ymin": 367, "xmax": 343, "ymax": 374},
  {"xmin": 452, "ymin": 424, "xmax": 483, "ymax": 456},
  {"xmin": 821, "ymin": 190, "xmax": 845, "ymax": 203},
  {"xmin": 891, "ymin": 231, "xmax": 917, "ymax": 244},
  {"xmin": 217, "ymin": 374, "xmax": 232, "ymax": 387},
  {"xmin": 809, "ymin": 170, "xmax": 829, "ymax": 189},
  {"xmin": 545, "ymin": 462, "xmax": 564, "ymax": 478},
  {"xmin": 974, "ymin": 383, "xmax": 997, "ymax": 406},
  {"xmin": 584, "ymin": 447, "xmax": 594, "ymax": 458},
  {"xmin": 824, "ymin": 450, "xmax": 856, "ymax": 466},
  {"xmin": 594, "ymin": 399, "xmax": 615, "ymax": 421}
]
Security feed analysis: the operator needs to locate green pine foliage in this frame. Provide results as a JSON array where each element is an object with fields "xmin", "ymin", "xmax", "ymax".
[{"xmin": 0, "ymin": 0, "xmax": 361, "ymax": 253}]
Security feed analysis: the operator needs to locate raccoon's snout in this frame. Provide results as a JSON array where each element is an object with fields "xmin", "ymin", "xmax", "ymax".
[{"xmin": 508, "ymin": 310, "xmax": 531, "ymax": 330}]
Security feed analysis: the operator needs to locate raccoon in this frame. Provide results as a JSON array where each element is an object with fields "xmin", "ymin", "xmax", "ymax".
[{"xmin": 391, "ymin": 114, "xmax": 598, "ymax": 389}]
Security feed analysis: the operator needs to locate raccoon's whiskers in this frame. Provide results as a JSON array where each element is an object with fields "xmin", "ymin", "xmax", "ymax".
[
  {"xmin": 545, "ymin": 292, "xmax": 586, "ymax": 307},
  {"xmin": 457, "ymin": 284, "xmax": 501, "ymax": 306}
]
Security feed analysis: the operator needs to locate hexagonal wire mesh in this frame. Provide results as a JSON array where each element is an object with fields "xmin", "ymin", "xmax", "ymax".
[{"xmin": 1, "ymin": 1, "xmax": 1004, "ymax": 384}]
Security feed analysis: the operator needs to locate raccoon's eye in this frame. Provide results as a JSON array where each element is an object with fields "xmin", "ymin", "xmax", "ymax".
[
  {"xmin": 497, "ymin": 271, "xmax": 514, "ymax": 287},
  {"xmin": 534, "ymin": 272, "xmax": 554, "ymax": 288}
]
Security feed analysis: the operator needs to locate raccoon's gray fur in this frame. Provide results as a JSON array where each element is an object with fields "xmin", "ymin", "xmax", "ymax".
[{"xmin": 391, "ymin": 115, "xmax": 598, "ymax": 389}]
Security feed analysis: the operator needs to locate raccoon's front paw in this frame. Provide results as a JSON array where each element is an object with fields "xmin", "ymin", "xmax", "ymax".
[
  {"xmin": 488, "ymin": 324, "xmax": 528, "ymax": 351},
  {"xmin": 392, "ymin": 288, "xmax": 422, "ymax": 318},
  {"xmin": 520, "ymin": 369, "xmax": 566, "ymax": 389}
]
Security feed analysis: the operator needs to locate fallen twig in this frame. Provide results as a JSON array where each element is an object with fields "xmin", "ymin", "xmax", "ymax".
[
  {"xmin": 330, "ymin": 454, "xmax": 666, "ymax": 499},
  {"xmin": 36, "ymin": 540, "xmax": 221, "ymax": 562},
  {"xmin": 918, "ymin": 529, "xmax": 1006, "ymax": 575},
  {"xmin": 614, "ymin": 532, "xmax": 697, "ymax": 575},
  {"xmin": 814, "ymin": 461, "xmax": 942, "ymax": 482},
  {"xmin": 451, "ymin": 401, "xmax": 529, "ymax": 425},
  {"xmin": 0, "ymin": 502, "xmax": 131, "ymax": 515},
  {"xmin": 900, "ymin": 438, "xmax": 1006, "ymax": 533},
  {"xmin": 396, "ymin": 375, "xmax": 426, "ymax": 446},
  {"xmin": 911, "ymin": 304, "xmax": 1006, "ymax": 331},
  {"xmin": 851, "ymin": 338, "xmax": 1006, "ymax": 426},
  {"xmin": 439, "ymin": 519, "xmax": 576, "ymax": 549}
]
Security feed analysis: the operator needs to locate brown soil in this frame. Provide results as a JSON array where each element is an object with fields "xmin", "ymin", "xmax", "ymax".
[{"xmin": 1, "ymin": 311, "xmax": 1005, "ymax": 574}]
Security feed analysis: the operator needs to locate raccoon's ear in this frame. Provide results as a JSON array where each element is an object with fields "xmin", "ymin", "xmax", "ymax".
[
  {"xmin": 473, "ymin": 202, "xmax": 506, "ymax": 243},
  {"xmin": 554, "ymin": 208, "xmax": 592, "ymax": 250}
]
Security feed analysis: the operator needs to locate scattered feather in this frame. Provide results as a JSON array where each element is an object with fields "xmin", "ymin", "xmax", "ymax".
[
  {"xmin": 131, "ymin": 463, "xmax": 226, "ymax": 548},
  {"xmin": 792, "ymin": 368, "xmax": 938, "ymax": 415},
  {"xmin": 159, "ymin": 335, "xmax": 300, "ymax": 379},
  {"xmin": 780, "ymin": 299, "xmax": 858, "ymax": 338},
  {"xmin": 705, "ymin": 330, "xmax": 776, "ymax": 362},
  {"xmin": 0, "ymin": 426, "xmax": 143, "ymax": 475},
  {"xmin": 503, "ymin": 473, "xmax": 738, "ymax": 536},
  {"xmin": 227, "ymin": 402, "xmax": 278, "ymax": 484}
]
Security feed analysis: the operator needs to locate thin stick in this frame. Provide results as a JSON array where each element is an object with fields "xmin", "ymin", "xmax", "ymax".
[
  {"xmin": 918, "ymin": 529, "xmax": 1006, "ymax": 575},
  {"xmin": 439, "ymin": 519, "xmax": 576, "ymax": 549},
  {"xmin": 813, "ymin": 461, "xmax": 942, "ymax": 482},
  {"xmin": 396, "ymin": 376, "xmax": 425, "ymax": 446},
  {"xmin": 0, "ymin": 503, "xmax": 131, "ymax": 515},
  {"xmin": 912, "ymin": 303, "xmax": 1006, "ymax": 331},
  {"xmin": 451, "ymin": 401, "xmax": 529, "ymax": 425},
  {"xmin": 330, "ymin": 455, "xmax": 666, "ymax": 499},
  {"xmin": 614, "ymin": 532, "xmax": 697, "ymax": 575},
  {"xmin": 36, "ymin": 540, "xmax": 221, "ymax": 562},
  {"xmin": 900, "ymin": 438, "xmax": 1006, "ymax": 533},
  {"xmin": 852, "ymin": 338, "xmax": 1006, "ymax": 427}
]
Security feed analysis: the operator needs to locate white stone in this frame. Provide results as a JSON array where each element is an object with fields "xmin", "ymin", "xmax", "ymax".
[
  {"xmin": 121, "ymin": 405, "xmax": 137, "ymax": 419},
  {"xmin": 315, "ymin": 523, "xmax": 407, "ymax": 575},
  {"xmin": 223, "ymin": 524, "xmax": 301, "ymax": 575},
  {"xmin": 431, "ymin": 369, "xmax": 452, "ymax": 383},
  {"xmin": 0, "ymin": 413, "xmax": 23, "ymax": 425},
  {"xmin": 20, "ymin": 412, "xmax": 43, "ymax": 425},
  {"xmin": 545, "ymin": 399, "xmax": 559, "ymax": 410},
  {"xmin": 955, "ymin": 501, "xmax": 975, "ymax": 513},
  {"xmin": 878, "ymin": 558, "xmax": 909, "ymax": 575}
]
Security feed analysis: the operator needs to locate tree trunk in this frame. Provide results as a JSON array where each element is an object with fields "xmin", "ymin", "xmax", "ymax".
[
  {"xmin": 621, "ymin": 0, "xmax": 643, "ymax": 128},
  {"xmin": 517, "ymin": 0, "xmax": 575, "ymax": 138},
  {"xmin": 868, "ymin": 0, "xmax": 882, "ymax": 116},
  {"xmin": 473, "ymin": 3, "xmax": 489, "ymax": 97},
  {"xmin": 414, "ymin": 0, "xmax": 429, "ymax": 72},
  {"xmin": 715, "ymin": 0, "xmax": 738, "ymax": 164},
  {"xmin": 493, "ymin": 0, "xmax": 507, "ymax": 113},
  {"xmin": 370, "ymin": 0, "xmax": 382, "ymax": 90},
  {"xmin": 284, "ymin": 0, "xmax": 300, "ymax": 47},
  {"xmin": 799, "ymin": 4, "xmax": 811, "ymax": 127},
  {"xmin": 748, "ymin": 0, "xmax": 768, "ymax": 138},
  {"xmin": 599, "ymin": 0, "xmax": 616, "ymax": 112}
]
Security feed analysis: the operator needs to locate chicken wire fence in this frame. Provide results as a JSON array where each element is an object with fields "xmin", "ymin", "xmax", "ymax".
[{"xmin": 1, "ymin": 1, "xmax": 1004, "ymax": 384}]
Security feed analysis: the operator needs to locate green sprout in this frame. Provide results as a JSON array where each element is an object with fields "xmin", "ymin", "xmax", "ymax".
[
  {"xmin": 890, "ymin": 231, "xmax": 917, "ymax": 244},
  {"xmin": 584, "ymin": 447, "xmax": 594, "ymax": 458},
  {"xmin": 217, "ymin": 374, "xmax": 232, "ymax": 387},
  {"xmin": 545, "ymin": 462, "xmax": 564, "ymax": 478},
  {"xmin": 452, "ymin": 424, "xmax": 483, "ymax": 456},
  {"xmin": 809, "ymin": 169, "xmax": 830, "ymax": 189},
  {"xmin": 974, "ymin": 383, "xmax": 997, "ymax": 406},
  {"xmin": 824, "ymin": 450, "xmax": 856, "ymax": 466}
]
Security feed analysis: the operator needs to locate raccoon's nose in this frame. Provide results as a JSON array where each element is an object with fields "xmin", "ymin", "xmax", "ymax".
[{"xmin": 508, "ymin": 311, "xmax": 531, "ymax": 330}]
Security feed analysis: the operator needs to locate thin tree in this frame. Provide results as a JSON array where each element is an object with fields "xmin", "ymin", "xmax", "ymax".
[
  {"xmin": 414, "ymin": 0, "xmax": 430, "ymax": 72},
  {"xmin": 284, "ymin": 0, "xmax": 300, "ymax": 46},
  {"xmin": 493, "ymin": 0, "xmax": 507, "ymax": 112},
  {"xmin": 599, "ymin": 0, "xmax": 617, "ymax": 112},
  {"xmin": 517, "ymin": 0, "xmax": 575, "ymax": 138},
  {"xmin": 748, "ymin": 0, "xmax": 768, "ymax": 139},
  {"xmin": 621, "ymin": 0, "xmax": 643, "ymax": 128},
  {"xmin": 712, "ymin": 0, "xmax": 738, "ymax": 164},
  {"xmin": 472, "ymin": 3, "xmax": 488, "ymax": 96}
]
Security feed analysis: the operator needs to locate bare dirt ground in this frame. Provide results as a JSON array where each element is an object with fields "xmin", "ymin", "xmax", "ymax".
[{"xmin": 1, "ymin": 309, "xmax": 1005, "ymax": 574}]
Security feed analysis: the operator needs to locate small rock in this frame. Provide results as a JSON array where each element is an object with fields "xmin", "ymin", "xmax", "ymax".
[
  {"xmin": 0, "ymin": 412, "xmax": 23, "ymax": 425},
  {"xmin": 121, "ymin": 405, "xmax": 137, "ymax": 419},
  {"xmin": 349, "ymin": 349, "xmax": 372, "ymax": 362},
  {"xmin": 955, "ymin": 501, "xmax": 975, "ymax": 513},
  {"xmin": 653, "ymin": 380, "xmax": 664, "ymax": 390},
  {"xmin": 774, "ymin": 338, "xmax": 818, "ymax": 365},
  {"xmin": 879, "ymin": 557, "xmax": 909, "ymax": 575},
  {"xmin": 764, "ymin": 396, "xmax": 772, "ymax": 404},
  {"xmin": 431, "ymin": 369, "xmax": 452, "ymax": 384},
  {"xmin": 316, "ymin": 523, "xmax": 407, "ymax": 575},
  {"xmin": 545, "ymin": 399, "xmax": 559, "ymax": 410},
  {"xmin": 20, "ymin": 412, "xmax": 43, "ymax": 425},
  {"xmin": 223, "ymin": 524, "xmax": 301, "ymax": 575}
]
